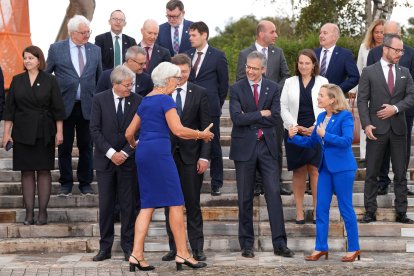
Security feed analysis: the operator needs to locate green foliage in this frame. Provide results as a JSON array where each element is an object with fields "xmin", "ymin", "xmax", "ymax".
[{"xmin": 407, "ymin": 17, "xmax": 414, "ymax": 36}]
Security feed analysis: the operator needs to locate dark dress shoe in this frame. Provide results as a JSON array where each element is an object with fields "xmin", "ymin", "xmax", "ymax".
[
  {"xmin": 280, "ymin": 187, "xmax": 292, "ymax": 195},
  {"xmin": 241, "ymin": 248, "xmax": 255, "ymax": 258},
  {"xmin": 193, "ymin": 250, "xmax": 207, "ymax": 261},
  {"xmin": 211, "ymin": 187, "xmax": 221, "ymax": 196},
  {"xmin": 23, "ymin": 220, "xmax": 34, "ymax": 225},
  {"xmin": 254, "ymin": 185, "xmax": 264, "ymax": 196},
  {"xmin": 360, "ymin": 213, "xmax": 376, "ymax": 223},
  {"xmin": 274, "ymin": 246, "xmax": 295, "ymax": 258},
  {"xmin": 162, "ymin": 250, "xmax": 177, "ymax": 261},
  {"xmin": 377, "ymin": 186, "xmax": 388, "ymax": 195},
  {"xmin": 408, "ymin": 190, "xmax": 414, "ymax": 196},
  {"xmin": 396, "ymin": 213, "xmax": 414, "ymax": 224},
  {"xmin": 93, "ymin": 250, "xmax": 111, "ymax": 261}
]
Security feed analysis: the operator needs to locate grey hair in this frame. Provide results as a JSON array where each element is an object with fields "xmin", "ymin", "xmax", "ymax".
[
  {"xmin": 151, "ymin": 62, "xmax": 181, "ymax": 87},
  {"xmin": 383, "ymin": 33, "xmax": 401, "ymax": 46},
  {"xmin": 247, "ymin": 51, "xmax": 267, "ymax": 68},
  {"xmin": 125, "ymin": 46, "xmax": 147, "ymax": 60},
  {"xmin": 67, "ymin": 15, "xmax": 90, "ymax": 33},
  {"xmin": 110, "ymin": 65, "xmax": 135, "ymax": 84}
]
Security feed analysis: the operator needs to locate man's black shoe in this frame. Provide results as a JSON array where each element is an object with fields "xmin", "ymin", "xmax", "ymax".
[
  {"xmin": 241, "ymin": 248, "xmax": 255, "ymax": 258},
  {"xmin": 407, "ymin": 190, "xmax": 414, "ymax": 196},
  {"xmin": 193, "ymin": 250, "xmax": 207, "ymax": 261},
  {"xmin": 377, "ymin": 186, "xmax": 388, "ymax": 195},
  {"xmin": 360, "ymin": 212, "xmax": 376, "ymax": 223},
  {"xmin": 274, "ymin": 246, "xmax": 295, "ymax": 257},
  {"xmin": 254, "ymin": 185, "xmax": 264, "ymax": 196},
  {"xmin": 211, "ymin": 187, "xmax": 221, "ymax": 196},
  {"xmin": 161, "ymin": 250, "xmax": 176, "ymax": 261},
  {"xmin": 280, "ymin": 187, "xmax": 292, "ymax": 195},
  {"xmin": 57, "ymin": 187, "xmax": 72, "ymax": 197},
  {"xmin": 396, "ymin": 213, "xmax": 414, "ymax": 224},
  {"xmin": 123, "ymin": 250, "xmax": 132, "ymax": 261},
  {"xmin": 93, "ymin": 250, "xmax": 111, "ymax": 262},
  {"xmin": 80, "ymin": 185, "xmax": 95, "ymax": 195}
]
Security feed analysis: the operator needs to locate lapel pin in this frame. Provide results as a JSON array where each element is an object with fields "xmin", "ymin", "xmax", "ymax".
[
  {"xmin": 128, "ymin": 101, "xmax": 130, "ymax": 105},
  {"xmin": 188, "ymin": 89, "xmax": 192, "ymax": 93},
  {"xmin": 271, "ymin": 50, "xmax": 274, "ymax": 53},
  {"xmin": 37, "ymin": 83, "xmax": 40, "ymax": 86},
  {"xmin": 266, "ymin": 87, "xmax": 269, "ymax": 90}
]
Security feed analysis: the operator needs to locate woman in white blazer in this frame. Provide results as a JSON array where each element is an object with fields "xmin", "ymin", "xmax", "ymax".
[{"xmin": 280, "ymin": 49, "xmax": 328, "ymax": 224}]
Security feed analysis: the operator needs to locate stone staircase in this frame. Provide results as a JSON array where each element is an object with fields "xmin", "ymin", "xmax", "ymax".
[{"xmin": 1, "ymin": 101, "xmax": 414, "ymax": 254}]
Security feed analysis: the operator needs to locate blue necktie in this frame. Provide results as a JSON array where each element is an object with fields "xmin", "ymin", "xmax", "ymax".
[
  {"xmin": 117, "ymin": 97, "xmax": 123, "ymax": 125},
  {"xmin": 320, "ymin": 49, "xmax": 328, "ymax": 77},
  {"xmin": 176, "ymin": 88, "xmax": 182, "ymax": 117}
]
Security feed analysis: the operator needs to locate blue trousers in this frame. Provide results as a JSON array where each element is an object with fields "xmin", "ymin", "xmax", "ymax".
[{"xmin": 315, "ymin": 163, "xmax": 359, "ymax": 252}]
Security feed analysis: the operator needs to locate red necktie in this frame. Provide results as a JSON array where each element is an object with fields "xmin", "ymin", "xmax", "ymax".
[
  {"xmin": 387, "ymin": 64, "xmax": 394, "ymax": 95},
  {"xmin": 144, "ymin": 47, "xmax": 150, "ymax": 69},
  {"xmin": 192, "ymin": 52, "xmax": 203, "ymax": 76},
  {"xmin": 252, "ymin": 84, "xmax": 263, "ymax": 139}
]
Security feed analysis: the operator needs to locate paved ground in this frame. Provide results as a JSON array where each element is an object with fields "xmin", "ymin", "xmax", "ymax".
[{"xmin": 0, "ymin": 251, "xmax": 413, "ymax": 275}]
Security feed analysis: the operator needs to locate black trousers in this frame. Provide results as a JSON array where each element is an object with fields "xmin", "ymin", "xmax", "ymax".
[
  {"xmin": 96, "ymin": 160, "xmax": 139, "ymax": 253},
  {"xmin": 165, "ymin": 150, "xmax": 204, "ymax": 252},
  {"xmin": 364, "ymin": 131, "xmax": 408, "ymax": 214},
  {"xmin": 210, "ymin": 115, "xmax": 223, "ymax": 189},
  {"xmin": 235, "ymin": 139, "xmax": 287, "ymax": 250},
  {"xmin": 58, "ymin": 102, "xmax": 93, "ymax": 190}
]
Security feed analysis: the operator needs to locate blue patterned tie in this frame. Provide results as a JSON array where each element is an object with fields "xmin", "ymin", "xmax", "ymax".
[
  {"xmin": 320, "ymin": 49, "xmax": 328, "ymax": 77},
  {"xmin": 175, "ymin": 88, "xmax": 182, "ymax": 116},
  {"xmin": 173, "ymin": 26, "xmax": 180, "ymax": 55}
]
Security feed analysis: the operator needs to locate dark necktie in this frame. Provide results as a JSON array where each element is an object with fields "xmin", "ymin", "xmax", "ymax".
[
  {"xmin": 144, "ymin": 46, "xmax": 150, "ymax": 67},
  {"xmin": 114, "ymin": 35, "xmax": 121, "ymax": 67},
  {"xmin": 77, "ymin": 45, "xmax": 84, "ymax": 76},
  {"xmin": 173, "ymin": 26, "xmax": 180, "ymax": 55},
  {"xmin": 175, "ymin": 88, "xmax": 183, "ymax": 117},
  {"xmin": 192, "ymin": 51, "xmax": 203, "ymax": 76},
  {"xmin": 117, "ymin": 97, "xmax": 124, "ymax": 125},
  {"xmin": 252, "ymin": 84, "xmax": 263, "ymax": 139},
  {"xmin": 387, "ymin": 64, "xmax": 394, "ymax": 95},
  {"xmin": 320, "ymin": 49, "xmax": 328, "ymax": 77}
]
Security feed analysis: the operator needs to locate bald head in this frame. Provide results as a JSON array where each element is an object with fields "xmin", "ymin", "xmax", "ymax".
[
  {"xmin": 141, "ymin": 19, "xmax": 159, "ymax": 46},
  {"xmin": 383, "ymin": 21, "xmax": 401, "ymax": 35},
  {"xmin": 319, "ymin": 23, "xmax": 340, "ymax": 49},
  {"xmin": 256, "ymin": 20, "xmax": 278, "ymax": 47}
]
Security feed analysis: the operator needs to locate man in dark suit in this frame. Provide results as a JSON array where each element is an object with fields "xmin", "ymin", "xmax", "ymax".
[
  {"xmin": 0, "ymin": 66, "xmax": 4, "ymax": 121},
  {"xmin": 357, "ymin": 34, "xmax": 414, "ymax": 224},
  {"xmin": 138, "ymin": 19, "xmax": 171, "ymax": 75},
  {"xmin": 162, "ymin": 54, "xmax": 211, "ymax": 262},
  {"xmin": 95, "ymin": 10, "xmax": 137, "ymax": 71},
  {"xmin": 366, "ymin": 21, "xmax": 414, "ymax": 196},
  {"xmin": 96, "ymin": 46, "xmax": 153, "ymax": 96},
  {"xmin": 230, "ymin": 51, "xmax": 294, "ymax": 258},
  {"xmin": 46, "ymin": 15, "xmax": 102, "ymax": 196},
  {"xmin": 156, "ymin": 0, "xmax": 193, "ymax": 56},
  {"xmin": 236, "ymin": 20, "xmax": 291, "ymax": 196},
  {"xmin": 186, "ymin": 21, "xmax": 229, "ymax": 196},
  {"xmin": 90, "ymin": 65, "xmax": 142, "ymax": 261},
  {"xmin": 315, "ymin": 23, "xmax": 359, "ymax": 94}
]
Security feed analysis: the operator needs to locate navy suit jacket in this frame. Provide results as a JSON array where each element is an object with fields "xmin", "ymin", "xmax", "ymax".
[
  {"xmin": 45, "ymin": 39, "xmax": 102, "ymax": 120},
  {"xmin": 186, "ymin": 46, "xmax": 229, "ymax": 117},
  {"xmin": 94, "ymin": 32, "xmax": 137, "ymax": 71},
  {"xmin": 156, "ymin": 19, "xmax": 193, "ymax": 56},
  {"xmin": 138, "ymin": 43, "xmax": 171, "ymax": 75},
  {"xmin": 367, "ymin": 44, "xmax": 414, "ymax": 115},
  {"xmin": 290, "ymin": 110, "xmax": 357, "ymax": 173},
  {"xmin": 90, "ymin": 89, "xmax": 142, "ymax": 171},
  {"xmin": 0, "ymin": 66, "xmax": 4, "ymax": 120},
  {"xmin": 229, "ymin": 78, "xmax": 280, "ymax": 161},
  {"xmin": 315, "ymin": 46, "xmax": 359, "ymax": 93},
  {"xmin": 96, "ymin": 68, "xmax": 153, "ymax": 96}
]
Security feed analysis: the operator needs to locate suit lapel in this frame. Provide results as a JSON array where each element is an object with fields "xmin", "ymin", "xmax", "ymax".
[
  {"xmin": 188, "ymin": 49, "xmax": 197, "ymax": 79},
  {"xmin": 326, "ymin": 46, "xmax": 339, "ymax": 76},
  {"xmin": 393, "ymin": 65, "xmax": 403, "ymax": 96},
  {"xmin": 266, "ymin": 46, "xmax": 277, "ymax": 76},
  {"xmin": 105, "ymin": 91, "xmax": 118, "ymax": 127},
  {"xmin": 197, "ymin": 46, "xmax": 210, "ymax": 77},
  {"xmin": 374, "ymin": 63, "xmax": 391, "ymax": 95},
  {"xmin": 181, "ymin": 85, "xmax": 194, "ymax": 122},
  {"xmin": 65, "ymin": 40, "xmax": 78, "ymax": 75},
  {"xmin": 106, "ymin": 32, "xmax": 114, "ymax": 64},
  {"xmin": 122, "ymin": 94, "xmax": 135, "ymax": 127},
  {"xmin": 258, "ymin": 80, "xmax": 269, "ymax": 110},
  {"xmin": 83, "ymin": 43, "xmax": 92, "ymax": 75},
  {"xmin": 242, "ymin": 80, "xmax": 257, "ymax": 111}
]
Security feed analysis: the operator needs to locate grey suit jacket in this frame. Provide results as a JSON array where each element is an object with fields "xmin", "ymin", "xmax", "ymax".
[
  {"xmin": 357, "ymin": 61, "xmax": 414, "ymax": 135},
  {"xmin": 236, "ymin": 44, "xmax": 290, "ymax": 86},
  {"xmin": 45, "ymin": 39, "xmax": 103, "ymax": 120}
]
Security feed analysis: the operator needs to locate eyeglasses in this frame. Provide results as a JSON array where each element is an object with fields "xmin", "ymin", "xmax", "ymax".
[
  {"xmin": 166, "ymin": 13, "xmax": 182, "ymax": 20},
  {"xmin": 119, "ymin": 82, "xmax": 135, "ymax": 88},
  {"xmin": 75, "ymin": 30, "xmax": 92, "ymax": 36},
  {"xmin": 384, "ymin": 45, "xmax": 405, "ymax": 55},
  {"xmin": 111, "ymin": 17, "xmax": 125, "ymax": 23},
  {"xmin": 130, "ymin": 59, "xmax": 146, "ymax": 66},
  {"xmin": 245, "ymin": 64, "xmax": 261, "ymax": 71}
]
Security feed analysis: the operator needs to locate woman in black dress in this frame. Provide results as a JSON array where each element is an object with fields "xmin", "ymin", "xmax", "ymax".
[{"xmin": 2, "ymin": 46, "xmax": 66, "ymax": 225}]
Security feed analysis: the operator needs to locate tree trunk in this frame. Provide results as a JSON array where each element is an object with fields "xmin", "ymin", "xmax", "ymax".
[
  {"xmin": 366, "ymin": 0, "xmax": 373, "ymax": 28},
  {"xmin": 55, "ymin": 0, "xmax": 96, "ymax": 42}
]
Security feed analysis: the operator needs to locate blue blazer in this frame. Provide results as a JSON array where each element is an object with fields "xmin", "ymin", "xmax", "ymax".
[
  {"xmin": 229, "ymin": 78, "xmax": 281, "ymax": 161},
  {"xmin": 186, "ymin": 46, "xmax": 229, "ymax": 117},
  {"xmin": 315, "ymin": 46, "xmax": 359, "ymax": 93},
  {"xmin": 96, "ymin": 69, "xmax": 153, "ymax": 97},
  {"xmin": 289, "ymin": 110, "xmax": 357, "ymax": 173},
  {"xmin": 45, "ymin": 39, "xmax": 102, "ymax": 120},
  {"xmin": 138, "ymin": 43, "xmax": 171, "ymax": 75},
  {"xmin": 156, "ymin": 19, "xmax": 193, "ymax": 56}
]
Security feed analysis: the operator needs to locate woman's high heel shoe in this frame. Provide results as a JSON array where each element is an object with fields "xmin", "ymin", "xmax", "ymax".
[
  {"xmin": 304, "ymin": 251, "xmax": 328, "ymax": 261},
  {"xmin": 341, "ymin": 250, "xmax": 361, "ymax": 262},
  {"xmin": 129, "ymin": 254, "xmax": 155, "ymax": 272},
  {"xmin": 312, "ymin": 210, "xmax": 316, "ymax": 224},
  {"xmin": 176, "ymin": 255, "xmax": 207, "ymax": 270},
  {"xmin": 295, "ymin": 211, "xmax": 305, "ymax": 224}
]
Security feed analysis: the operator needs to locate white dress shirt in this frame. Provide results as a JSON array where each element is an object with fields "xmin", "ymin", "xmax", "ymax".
[
  {"xmin": 106, "ymin": 91, "xmax": 128, "ymax": 159},
  {"xmin": 192, "ymin": 43, "xmax": 209, "ymax": 76}
]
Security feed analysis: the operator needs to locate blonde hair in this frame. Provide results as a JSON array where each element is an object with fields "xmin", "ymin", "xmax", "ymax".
[
  {"xmin": 363, "ymin": 19, "xmax": 385, "ymax": 49},
  {"xmin": 321, "ymin": 84, "xmax": 349, "ymax": 113}
]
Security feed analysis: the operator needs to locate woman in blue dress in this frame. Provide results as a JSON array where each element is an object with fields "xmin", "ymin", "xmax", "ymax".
[{"xmin": 125, "ymin": 62, "xmax": 213, "ymax": 271}]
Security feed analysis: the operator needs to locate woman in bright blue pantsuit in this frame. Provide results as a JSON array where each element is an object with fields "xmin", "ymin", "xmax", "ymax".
[{"xmin": 288, "ymin": 84, "xmax": 360, "ymax": 262}]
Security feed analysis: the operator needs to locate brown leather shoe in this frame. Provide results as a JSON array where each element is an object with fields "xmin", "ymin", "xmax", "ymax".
[
  {"xmin": 304, "ymin": 251, "xmax": 328, "ymax": 261},
  {"xmin": 341, "ymin": 250, "xmax": 361, "ymax": 262}
]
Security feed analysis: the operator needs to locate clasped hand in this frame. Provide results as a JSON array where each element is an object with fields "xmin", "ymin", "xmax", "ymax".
[
  {"xmin": 111, "ymin": 152, "xmax": 127, "ymax": 166},
  {"xmin": 288, "ymin": 124, "xmax": 325, "ymax": 138}
]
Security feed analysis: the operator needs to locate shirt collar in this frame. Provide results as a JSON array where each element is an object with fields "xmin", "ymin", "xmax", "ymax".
[
  {"xmin": 380, "ymin": 58, "xmax": 394, "ymax": 68},
  {"xmin": 111, "ymin": 31, "xmax": 122, "ymax": 39},
  {"xmin": 140, "ymin": 41, "xmax": 153, "ymax": 48},
  {"xmin": 248, "ymin": 79, "xmax": 263, "ymax": 88},
  {"xmin": 322, "ymin": 45, "xmax": 336, "ymax": 52},
  {"xmin": 69, "ymin": 38, "xmax": 83, "ymax": 49},
  {"xmin": 254, "ymin": 41, "xmax": 268, "ymax": 52},
  {"xmin": 196, "ymin": 43, "xmax": 209, "ymax": 54}
]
